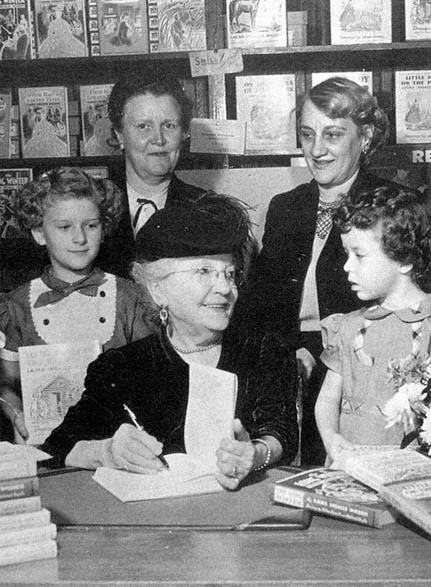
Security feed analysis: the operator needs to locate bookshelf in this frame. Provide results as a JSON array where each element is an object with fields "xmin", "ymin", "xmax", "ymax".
[{"xmin": 2, "ymin": 0, "xmax": 431, "ymax": 290}]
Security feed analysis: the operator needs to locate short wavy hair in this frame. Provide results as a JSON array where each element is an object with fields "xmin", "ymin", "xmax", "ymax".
[
  {"xmin": 334, "ymin": 186, "xmax": 431, "ymax": 290},
  {"xmin": 14, "ymin": 167, "xmax": 124, "ymax": 237},
  {"xmin": 108, "ymin": 73, "xmax": 193, "ymax": 133},
  {"xmin": 297, "ymin": 77, "xmax": 390, "ymax": 166}
]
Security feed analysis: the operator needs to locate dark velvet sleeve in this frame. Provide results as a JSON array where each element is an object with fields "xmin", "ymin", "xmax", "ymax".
[
  {"xmin": 41, "ymin": 349, "xmax": 129, "ymax": 467},
  {"xmin": 233, "ymin": 329, "xmax": 299, "ymax": 465}
]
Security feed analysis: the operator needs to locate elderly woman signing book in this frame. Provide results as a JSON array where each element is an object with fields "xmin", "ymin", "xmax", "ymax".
[{"xmin": 42, "ymin": 192, "xmax": 298, "ymax": 490}]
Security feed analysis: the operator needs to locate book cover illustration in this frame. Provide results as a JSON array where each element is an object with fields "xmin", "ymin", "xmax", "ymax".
[
  {"xmin": 226, "ymin": 0, "xmax": 286, "ymax": 49},
  {"xmin": 236, "ymin": 74, "xmax": 297, "ymax": 154},
  {"xmin": 80, "ymin": 84, "xmax": 120, "ymax": 156},
  {"xmin": 148, "ymin": 0, "xmax": 206, "ymax": 53},
  {"xmin": 405, "ymin": 0, "xmax": 431, "ymax": 40},
  {"xmin": 97, "ymin": 0, "xmax": 148, "ymax": 56},
  {"xmin": 273, "ymin": 468, "xmax": 395, "ymax": 527},
  {"xmin": 19, "ymin": 86, "xmax": 70, "ymax": 158},
  {"xmin": 311, "ymin": 71, "xmax": 372, "ymax": 93},
  {"xmin": 35, "ymin": 0, "xmax": 87, "ymax": 58},
  {"xmin": 0, "ymin": 168, "xmax": 32, "ymax": 237},
  {"xmin": 0, "ymin": 0, "xmax": 33, "ymax": 59},
  {"xmin": 19, "ymin": 341, "xmax": 101, "ymax": 444},
  {"xmin": 395, "ymin": 70, "xmax": 431, "ymax": 144},
  {"xmin": 330, "ymin": 0, "xmax": 392, "ymax": 45},
  {"xmin": 0, "ymin": 91, "xmax": 11, "ymax": 158}
]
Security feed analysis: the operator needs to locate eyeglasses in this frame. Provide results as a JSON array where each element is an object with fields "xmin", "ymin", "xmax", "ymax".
[{"xmin": 164, "ymin": 266, "xmax": 244, "ymax": 288}]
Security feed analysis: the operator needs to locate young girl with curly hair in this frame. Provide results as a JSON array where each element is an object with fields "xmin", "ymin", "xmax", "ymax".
[
  {"xmin": 0, "ymin": 167, "xmax": 152, "ymax": 441},
  {"xmin": 315, "ymin": 185, "xmax": 431, "ymax": 462}
]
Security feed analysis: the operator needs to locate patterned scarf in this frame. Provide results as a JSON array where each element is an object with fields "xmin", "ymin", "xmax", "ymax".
[{"xmin": 315, "ymin": 198, "xmax": 343, "ymax": 239}]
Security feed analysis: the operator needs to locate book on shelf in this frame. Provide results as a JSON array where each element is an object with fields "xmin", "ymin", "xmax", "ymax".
[
  {"xmin": 0, "ymin": 539, "xmax": 57, "ymax": 567},
  {"xmin": 0, "ymin": 522, "xmax": 56, "ymax": 548},
  {"xmin": 329, "ymin": 0, "xmax": 392, "ymax": 45},
  {"xmin": 19, "ymin": 340, "xmax": 102, "ymax": 445},
  {"xmin": 78, "ymin": 165, "xmax": 109, "ymax": 179},
  {"xmin": 272, "ymin": 468, "xmax": 396, "ymax": 528},
  {"xmin": 18, "ymin": 86, "xmax": 70, "ymax": 158},
  {"xmin": 0, "ymin": 91, "xmax": 11, "ymax": 159},
  {"xmin": 86, "ymin": 0, "xmax": 100, "ymax": 55},
  {"xmin": 0, "ymin": 495, "xmax": 41, "ymax": 516},
  {"xmin": 226, "ymin": 0, "xmax": 286, "ymax": 49},
  {"xmin": 95, "ymin": 0, "xmax": 149, "ymax": 56},
  {"xmin": 0, "ymin": 0, "xmax": 34, "ymax": 59},
  {"xmin": 395, "ymin": 70, "xmax": 431, "ymax": 144},
  {"xmin": 311, "ymin": 71, "xmax": 373, "ymax": 93},
  {"xmin": 0, "ymin": 168, "xmax": 33, "ymax": 238},
  {"xmin": 405, "ymin": 0, "xmax": 431, "ymax": 40},
  {"xmin": 147, "ymin": 0, "xmax": 206, "ymax": 53},
  {"xmin": 79, "ymin": 84, "xmax": 120, "ymax": 157},
  {"xmin": 235, "ymin": 74, "xmax": 297, "ymax": 155},
  {"xmin": 94, "ymin": 363, "xmax": 237, "ymax": 501},
  {"xmin": 34, "ymin": 0, "xmax": 88, "ymax": 58},
  {"xmin": 0, "ymin": 476, "xmax": 39, "ymax": 502}
]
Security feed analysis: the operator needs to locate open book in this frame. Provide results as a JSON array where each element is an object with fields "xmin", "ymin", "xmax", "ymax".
[
  {"xmin": 93, "ymin": 363, "xmax": 238, "ymax": 502},
  {"xmin": 19, "ymin": 341, "xmax": 102, "ymax": 444}
]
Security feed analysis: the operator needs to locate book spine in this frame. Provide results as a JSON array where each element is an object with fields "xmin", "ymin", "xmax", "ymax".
[
  {"xmin": 0, "ymin": 539, "xmax": 57, "ymax": 567},
  {"xmin": 303, "ymin": 494, "xmax": 378, "ymax": 528},
  {"xmin": 379, "ymin": 485, "xmax": 431, "ymax": 536},
  {"xmin": 87, "ymin": 0, "xmax": 100, "ymax": 56},
  {"xmin": 0, "ymin": 508, "xmax": 50, "ymax": 530},
  {"xmin": 147, "ymin": 0, "xmax": 160, "ymax": 53},
  {"xmin": 272, "ymin": 484, "xmax": 305, "ymax": 509},
  {"xmin": 0, "ymin": 523, "xmax": 56, "ymax": 548},
  {"xmin": 0, "ymin": 458, "xmax": 37, "ymax": 481},
  {"xmin": 0, "ymin": 477, "xmax": 39, "ymax": 501},
  {"xmin": 0, "ymin": 495, "xmax": 41, "ymax": 516}
]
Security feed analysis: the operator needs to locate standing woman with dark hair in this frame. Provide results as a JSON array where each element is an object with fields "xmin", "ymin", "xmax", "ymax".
[
  {"xmin": 243, "ymin": 77, "xmax": 410, "ymax": 465},
  {"xmin": 98, "ymin": 73, "xmax": 205, "ymax": 277}
]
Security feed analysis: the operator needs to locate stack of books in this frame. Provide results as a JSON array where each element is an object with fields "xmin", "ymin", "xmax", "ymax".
[{"xmin": 0, "ymin": 444, "xmax": 57, "ymax": 567}]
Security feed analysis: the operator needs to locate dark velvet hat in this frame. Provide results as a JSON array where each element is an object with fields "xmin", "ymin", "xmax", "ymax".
[{"xmin": 135, "ymin": 191, "xmax": 253, "ymax": 263}]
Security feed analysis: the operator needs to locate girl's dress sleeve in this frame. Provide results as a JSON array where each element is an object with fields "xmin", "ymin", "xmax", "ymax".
[
  {"xmin": 0, "ymin": 295, "xmax": 23, "ymax": 362},
  {"xmin": 320, "ymin": 313, "xmax": 345, "ymax": 374}
]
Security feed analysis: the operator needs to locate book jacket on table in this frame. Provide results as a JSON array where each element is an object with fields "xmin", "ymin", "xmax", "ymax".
[
  {"xmin": 18, "ymin": 86, "xmax": 70, "ymax": 158},
  {"xmin": 226, "ymin": 0, "xmax": 287, "ymax": 49},
  {"xmin": 272, "ymin": 468, "xmax": 396, "ymax": 528},
  {"xmin": 34, "ymin": 0, "xmax": 88, "ymax": 57}
]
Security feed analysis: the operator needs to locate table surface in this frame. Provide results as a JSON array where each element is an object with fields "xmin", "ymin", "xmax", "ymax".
[
  {"xmin": 1, "ymin": 517, "xmax": 430, "ymax": 586},
  {"xmin": 1, "ymin": 467, "xmax": 431, "ymax": 586}
]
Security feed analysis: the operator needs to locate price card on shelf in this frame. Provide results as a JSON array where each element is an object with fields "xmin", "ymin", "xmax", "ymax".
[
  {"xmin": 189, "ymin": 49, "xmax": 243, "ymax": 77},
  {"xmin": 190, "ymin": 118, "xmax": 246, "ymax": 155}
]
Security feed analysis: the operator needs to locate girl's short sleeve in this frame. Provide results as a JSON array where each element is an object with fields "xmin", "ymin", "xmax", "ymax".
[
  {"xmin": 320, "ymin": 313, "xmax": 345, "ymax": 374},
  {"xmin": 0, "ymin": 296, "xmax": 22, "ymax": 361}
]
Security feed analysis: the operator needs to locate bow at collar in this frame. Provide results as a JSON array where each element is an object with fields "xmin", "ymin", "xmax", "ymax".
[
  {"xmin": 362, "ymin": 298, "xmax": 431, "ymax": 323},
  {"xmin": 34, "ymin": 267, "xmax": 107, "ymax": 308}
]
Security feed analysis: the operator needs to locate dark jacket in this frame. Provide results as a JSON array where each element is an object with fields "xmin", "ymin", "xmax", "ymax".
[
  {"xmin": 241, "ymin": 170, "xmax": 405, "ymax": 343},
  {"xmin": 97, "ymin": 165, "xmax": 206, "ymax": 277},
  {"xmin": 42, "ymin": 325, "xmax": 299, "ymax": 468}
]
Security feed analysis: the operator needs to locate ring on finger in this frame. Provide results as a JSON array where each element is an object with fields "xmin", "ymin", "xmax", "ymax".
[{"xmin": 230, "ymin": 465, "xmax": 238, "ymax": 478}]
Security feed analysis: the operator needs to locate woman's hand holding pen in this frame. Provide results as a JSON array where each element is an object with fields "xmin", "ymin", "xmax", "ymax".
[{"xmin": 110, "ymin": 424, "xmax": 166, "ymax": 474}]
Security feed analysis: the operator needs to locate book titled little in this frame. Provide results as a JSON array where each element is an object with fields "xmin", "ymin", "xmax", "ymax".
[
  {"xmin": 272, "ymin": 468, "xmax": 396, "ymax": 528},
  {"xmin": 0, "ymin": 476, "xmax": 39, "ymax": 501}
]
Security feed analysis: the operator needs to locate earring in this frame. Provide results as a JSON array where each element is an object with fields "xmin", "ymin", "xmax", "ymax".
[
  {"xmin": 361, "ymin": 141, "xmax": 370, "ymax": 154},
  {"xmin": 159, "ymin": 306, "xmax": 168, "ymax": 327}
]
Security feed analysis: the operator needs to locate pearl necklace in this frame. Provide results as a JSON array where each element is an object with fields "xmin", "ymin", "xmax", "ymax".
[{"xmin": 168, "ymin": 334, "xmax": 223, "ymax": 354}]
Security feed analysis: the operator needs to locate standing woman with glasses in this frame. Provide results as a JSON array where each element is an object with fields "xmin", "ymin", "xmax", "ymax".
[
  {"xmin": 42, "ymin": 192, "xmax": 299, "ymax": 489},
  {"xmin": 241, "ymin": 77, "xmax": 415, "ymax": 465},
  {"xmin": 97, "ymin": 72, "xmax": 205, "ymax": 277}
]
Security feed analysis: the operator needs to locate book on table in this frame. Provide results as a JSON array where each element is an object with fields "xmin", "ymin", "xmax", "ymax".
[
  {"xmin": 93, "ymin": 363, "xmax": 238, "ymax": 501},
  {"xmin": 272, "ymin": 467, "xmax": 396, "ymax": 528},
  {"xmin": 332, "ymin": 446, "xmax": 431, "ymax": 537}
]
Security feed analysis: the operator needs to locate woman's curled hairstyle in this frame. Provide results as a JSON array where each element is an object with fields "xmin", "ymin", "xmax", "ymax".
[
  {"xmin": 14, "ymin": 167, "xmax": 124, "ymax": 237},
  {"xmin": 334, "ymin": 185, "xmax": 431, "ymax": 290}
]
